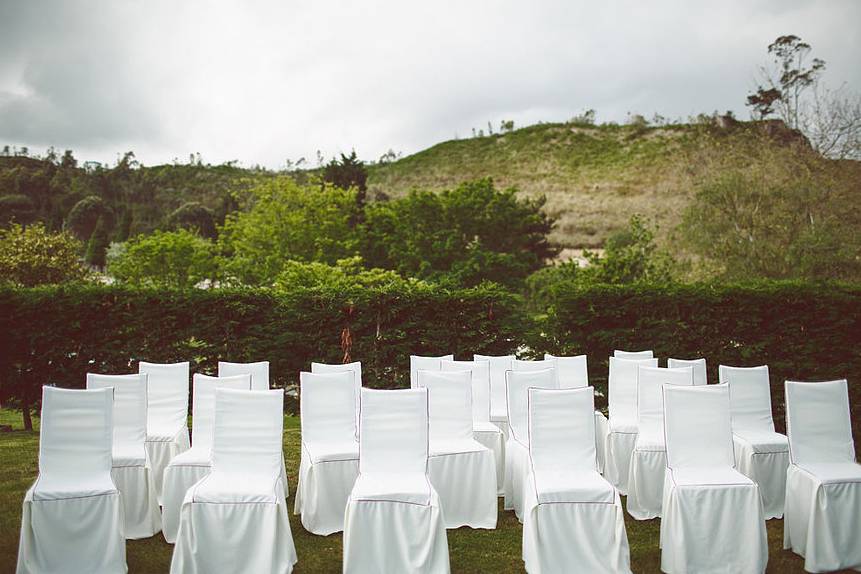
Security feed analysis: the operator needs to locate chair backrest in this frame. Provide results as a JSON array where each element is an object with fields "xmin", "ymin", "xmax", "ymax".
[
  {"xmin": 409, "ymin": 354, "xmax": 454, "ymax": 388},
  {"xmin": 138, "ymin": 361, "xmax": 189, "ymax": 433},
  {"xmin": 608, "ymin": 356, "xmax": 658, "ymax": 424},
  {"xmin": 300, "ymin": 371, "xmax": 357, "ymax": 446},
  {"xmin": 311, "ymin": 361, "xmax": 362, "ymax": 434},
  {"xmin": 663, "ymin": 385, "xmax": 735, "ymax": 470},
  {"xmin": 218, "ymin": 360, "xmax": 270, "ymax": 390},
  {"xmin": 637, "ymin": 366, "xmax": 694, "ymax": 439},
  {"xmin": 440, "ymin": 359, "xmax": 491, "ymax": 423},
  {"xmin": 86, "ymin": 373, "xmax": 147, "ymax": 456},
  {"xmin": 359, "ymin": 388, "xmax": 428, "ymax": 475},
  {"xmin": 544, "ymin": 353, "xmax": 588, "ymax": 388},
  {"xmin": 667, "ymin": 358, "xmax": 707, "ymax": 386},
  {"xmin": 529, "ymin": 387, "xmax": 597, "ymax": 473},
  {"xmin": 417, "ymin": 370, "xmax": 474, "ymax": 443},
  {"xmin": 211, "ymin": 388, "xmax": 284, "ymax": 477},
  {"xmin": 190, "ymin": 374, "xmax": 252, "ymax": 450},
  {"xmin": 506, "ymin": 368, "xmax": 557, "ymax": 445},
  {"xmin": 474, "ymin": 354, "xmax": 514, "ymax": 417},
  {"xmin": 720, "ymin": 365, "xmax": 774, "ymax": 432},
  {"xmin": 39, "ymin": 386, "xmax": 113, "ymax": 481},
  {"xmin": 512, "ymin": 358, "xmax": 556, "ymax": 372},
  {"xmin": 614, "ymin": 350, "xmax": 654, "ymax": 359},
  {"xmin": 785, "ymin": 379, "xmax": 855, "ymax": 465}
]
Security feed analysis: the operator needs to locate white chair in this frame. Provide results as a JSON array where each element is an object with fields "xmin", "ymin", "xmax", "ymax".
[
  {"xmin": 294, "ymin": 371, "xmax": 359, "ymax": 535},
  {"xmin": 139, "ymin": 361, "xmax": 191, "ymax": 503},
  {"xmin": 218, "ymin": 360, "xmax": 270, "ymax": 390},
  {"xmin": 784, "ymin": 379, "xmax": 861, "ymax": 572},
  {"xmin": 604, "ymin": 356, "xmax": 658, "ymax": 494},
  {"xmin": 504, "ymin": 368, "xmax": 557, "ymax": 521},
  {"xmin": 16, "ymin": 387, "xmax": 126, "ymax": 574},
  {"xmin": 418, "ymin": 370, "xmax": 497, "ymax": 529},
  {"xmin": 343, "ymin": 388, "xmax": 450, "ymax": 573},
  {"xmin": 161, "ymin": 373, "xmax": 251, "ymax": 543},
  {"xmin": 626, "ymin": 366, "xmax": 693, "ymax": 520},
  {"xmin": 87, "ymin": 373, "xmax": 161, "ymax": 539},
  {"xmin": 171, "ymin": 389, "xmax": 297, "ymax": 574},
  {"xmin": 409, "ymin": 354, "xmax": 453, "ymax": 388},
  {"xmin": 522, "ymin": 387, "xmax": 632, "ymax": 574},
  {"xmin": 512, "ymin": 357, "xmax": 557, "ymax": 373},
  {"xmin": 614, "ymin": 350, "xmax": 654, "ymax": 359},
  {"xmin": 474, "ymin": 353, "xmax": 514, "ymax": 437},
  {"xmin": 441, "ymin": 358, "xmax": 505, "ymax": 494},
  {"xmin": 660, "ymin": 385, "xmax": 767, "ymax": 574},
  {"xmin": 721, "ymin": 365, "xmax": 789, "ymax": 519},
  {"xmin": 668, "ymin": 357, "xmax": 707, "ymax": 386},
  {"xmin": 311, "ymin": 360, "xmax": 362, "ymax": 439}
]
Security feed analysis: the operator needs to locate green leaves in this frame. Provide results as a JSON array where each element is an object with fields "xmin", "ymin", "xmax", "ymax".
[
  {"xmin": 0, "ymin": 223, "xmax": 90, "ymax": 287},
  {"xmin": 107, "ymin": 229, "xmax": 217, "ymax": 289}
]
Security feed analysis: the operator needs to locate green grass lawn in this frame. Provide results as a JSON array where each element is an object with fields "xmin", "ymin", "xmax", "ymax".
[{"xmin": 0, "ymin": 408, "xmax": 821, "ymax": 573}]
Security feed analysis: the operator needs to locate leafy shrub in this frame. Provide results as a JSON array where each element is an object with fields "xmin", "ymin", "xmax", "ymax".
[
  {"xmin": 0, "ymin": 223, "xmax": 90, "ymax": 287},
  {"xmin": 166, "ymin": 202, "xmax": 217, "ymax": 239},
  {"xmin": 108, "ymin": 229, "xmax": 217, "ymax": 288}
]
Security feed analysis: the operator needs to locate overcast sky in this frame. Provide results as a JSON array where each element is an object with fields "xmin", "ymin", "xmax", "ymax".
[{"xmin": 1, "ymin": 0, "xmax": 859, "ymax": 169}]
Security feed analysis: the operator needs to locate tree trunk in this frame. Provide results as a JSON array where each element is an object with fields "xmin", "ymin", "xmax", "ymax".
[{"xmin": 22, "ymin": 397, "xmax": 32, "ymax": 431}]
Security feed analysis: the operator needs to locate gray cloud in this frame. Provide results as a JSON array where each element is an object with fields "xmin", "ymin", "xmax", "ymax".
[{"xmin": 1, "ymin": 0, "xmax": 859, "ymax": 168}]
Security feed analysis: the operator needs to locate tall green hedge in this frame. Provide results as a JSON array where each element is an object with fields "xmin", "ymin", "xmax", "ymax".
[{"xmin": 531, "ymin": 281, "xmax": 861, "ymax": 443}]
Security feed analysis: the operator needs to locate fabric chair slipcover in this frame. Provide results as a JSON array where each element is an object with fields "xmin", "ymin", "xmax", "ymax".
[
  {"xmin": 474, "ymin": 354, "xmax": 514, "ymax": 436},
  {"xmin": 512, "ymin": 358, "xmax": 557, "ymax": 373},
  {"xmin": 409, "ymin": 354, "xmax": 454, "ymax": 388},
  {"xmin": 504, "ymin": 368, "xmax": 557, "ymax": 521},
  {"xmin": 294, "ymin": 371, "xmax": 359, "ymax": 535},
  {"xmin": 171, "ymin": 389, "xmax": 297, "ymax": 573},
  {"xmin": 721, "ymin": 365, "xmax": 789, "ymax": 519},
  {"xmin": 440, "ymin": 358, "xmax": 505, "ymax": 494},
  {"xmin": 614, "ymin": 350, "xmax": 654, "ymax": 359},
  {"xmin": 310, "ymin": 361, "xmax": 362, "ymax": 439},
  {"xmin": 161, "ymin": 373, "xmax": 252, "ymax": 543},
  {"xmin": 418, "ymin": 370, "xmax": 497, "ymax": 528},
  {"xmin": 667, "ymin": 357, "xmax": 708, "ymax": 386},
  {"xmin": 217, "ymin": 360, "xmax": 270, "ymax": 390},
  {"xmin": 660, "ymin": 385, "xmax": 767, "ymax": 574},
  {"xmin": 87, "ymin": 373, "xmax": 161, "ymax": 539},
  {"xmin": 626, "ymin": 366, "xmax": 693, "ymax": 520},
  {"xmin": 16, "ymin": 387, "xmax": 126, "ymax": 574},
  {"xmin": 783, "ymin": 379, "xmax": 861, "ymax": 572},
  {"xmin": 605, "ymin": 356, "xmax": 658, "ymax": 494},
  {"xmin": 139, "ymin": 361, "xmax": 191, "ymax": 504},
  {"xmin": 522, "ymin": 387, "xmax": 631, "ymax": 573},
  {"xmin": 343, "ymin": 388, "xmax": 450, "ymax": 573}
]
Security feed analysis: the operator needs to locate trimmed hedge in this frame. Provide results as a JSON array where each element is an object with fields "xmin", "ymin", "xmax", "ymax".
[{"xmin": 531, "ymin": 281, "xmax": 861, "ymax": 443}]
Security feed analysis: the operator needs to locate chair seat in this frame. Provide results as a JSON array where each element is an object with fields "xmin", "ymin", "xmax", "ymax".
[
  {"xmin": 430, "ymin": 438, "xmax": 487, "ymax": 457},
  {"xmin": 350, "ymin": 472, "xmax": 431, "ymax": 505},
  {"xmin": 533, "ymin": 470, "xmax": 615, "ymax": 504},
  {"xmin": 474, "ymin": 420, "xmax": 503, "ymax": 434},
  {"xmin": 32, "ymin": 472, "xmax": 117, "ymax": 501},
  {"xmin": 798, "ymin": 462, "xmax": 861, "ymax": 485},
  {"xmin": 304, "ymin": 440, "xmax": 359, "ymax": 463},
  {"xmin": 490, "ymin": 411, "xmax": 508, "ymax": 423},
  {"xmin": 609, "ymin": 416, "xmax": 638, "ymax": 434},
  {"xmin": 671, "ymin": 466, "xmax": 753, "ymax": 487},
  {"xmin": 192, "ymin": 471, "xmax": 280, "ymax": 504},
  {"xmin": 113, "ymin": 445, "xmax": 147, "ymax": 467},
  {"xmin": 634, "ymin": 430, "xmax": 666, "ymax": 451},
  {"xmin": 147, "ymin": 424, "xmax": 184, "ymax": 442},
  {"xmin": 733, "ymin": 429, "xmax": 788, "ymax": 454},
  {"xmin": 169, "ymin": 446, "xmax": 211, "ymax": 467}
]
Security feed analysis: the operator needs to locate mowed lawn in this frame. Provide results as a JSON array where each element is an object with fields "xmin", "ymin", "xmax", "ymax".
[{"xmin": 0, "ymin": 408, "xmax": 821, "ymax": 573}]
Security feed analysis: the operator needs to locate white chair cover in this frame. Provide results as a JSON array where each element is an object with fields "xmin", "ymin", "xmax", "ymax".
[
  {"xmin": 522, "ymin": 387, "xmax": 631, "ymax": 573},
  {"xmin": 139, "ymin": 361, "xmax": 191, "ymax": 504},
  {"xmin": 440, "ymin": 359, "xmax": 505, "ymax": 494},
  {"xmin": 474, "ymin": 353, "xmax": 514, "ymax": 433},
  {"xmin": 171, "ymin": 388, "xmax": 297, "ymax": 573},
  {"xmin": 161, "ymin": 373, "xmax": 251, "ymax": 543},
  {"xmin": 409, "ymin": 354, "xmax": 453, "ymax": 388},
  {"xmin": 626, "ymin": 366, "xmax": 693, "ymax": 520},
  {"xmin": 16, "ymin": 387, "xmax": 126, "ymax": 574},
  {"xmin": 660, "ymin": 385, "xmax": 767, "ymax": 574},
  {"xmin": 667, "ymin": 357, "xmax": 707, "ymax": 386},
  {"xmin": 418, "ymin": 371, "xmax": 497, "ymax": 529},
  {"xmin": 604, "ymin": 356, "xmax": 658, "ymax": 494},
  {"xmin": 87, "ymin": 373, "xmax": 161, "ymax": 539},
  {"xmin": 294, "ymin": 371, "xmax": 359, "ymax": 535},
  {"xmin": 512, "ymin": 358, "xmax": 556, "ymax": 372},
  {"xmin": 722, "ymin": 365, "xmax": 789, "ymax": 519},
  {"xmin": 343, "ymin": 388, "xmax": 450, "ymax": 573},
  {"xmin": 218, "ymin": 360, "xmax": 270, "ymax": 390},
  {"xmin": 614, "ymin": 349, "xmax": 654, "ymax": 359},
  {"xmin": 504, "ymin": 368, "xmax": 556, "ymax": 521},
  {"xmin": 783, "ymin": 380, "xmax": 861, "ymax": 572},
  {"xmin": 310, "ymin": 361, "xmax": 362, "ymax": 437}
]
